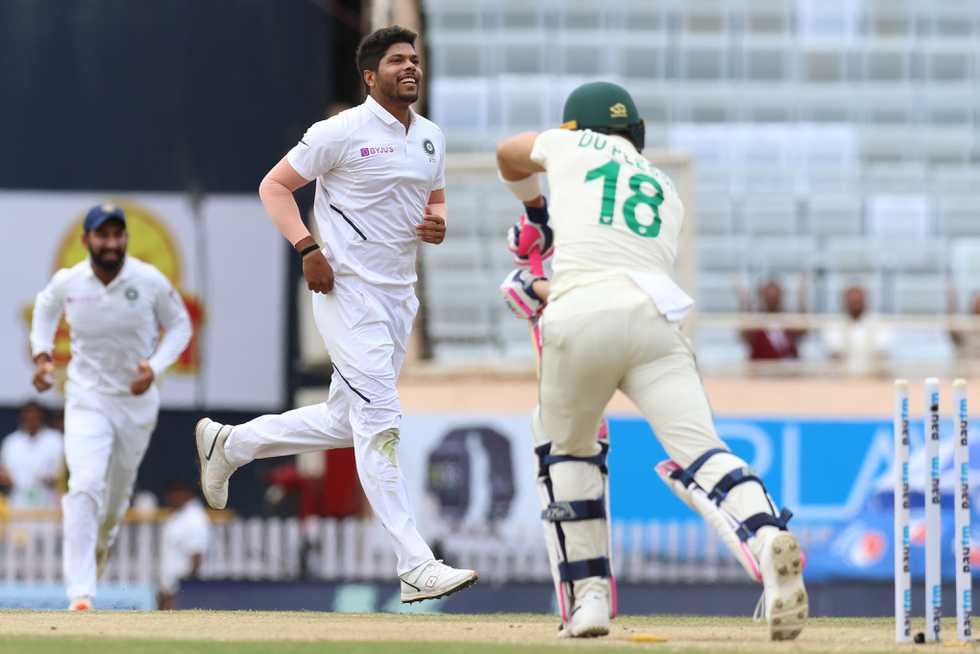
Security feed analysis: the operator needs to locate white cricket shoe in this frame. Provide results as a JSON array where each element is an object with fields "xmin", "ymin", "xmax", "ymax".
[
  {"xmin": 755, "ymin": 531, "xmax": 808, "ymax": 641},
  {"xmin": 195, "ymin": 418, "xmax": 238, "ymax": 510},
  {"xmin": 399, "ymin": 560, "xmax": 478, "ymax": 603},
  {"xmin": 558, "ymin": 591, "xmax": 610, "ymax": 639},
  {"xmin": 68, "ymin": 596, "xmax": 92, "ymax": 611}
]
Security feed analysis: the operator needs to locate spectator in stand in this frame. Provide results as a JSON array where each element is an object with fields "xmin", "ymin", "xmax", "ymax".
[
  {"xmin": 950, "ymin": 291, "xmax": 980, "ymax": 361},
  {"xmin": 0, "ymin": 401, "xmax": 64, "ymax": 509},
  {"xmin": 823, "ymin": 285, "xmax": 891, "ymax": 376},
  {"xmin": 737, "ymin": 278, "xmax": 807, "ymax": 360}
]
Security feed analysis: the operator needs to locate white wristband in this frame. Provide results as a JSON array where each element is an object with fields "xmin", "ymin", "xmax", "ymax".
[{"xmin": 498, "ymin": 171, "xmax": 542, "ymax": 203}]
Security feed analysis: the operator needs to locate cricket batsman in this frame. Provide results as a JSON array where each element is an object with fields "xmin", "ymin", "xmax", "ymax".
[
  {"xmin": 30, "ymin": 203, "xmax": 193, "ymax": 610},
  {"xmin": 496, "ymin": 82, "xmax": 807, "ymax": 640}
]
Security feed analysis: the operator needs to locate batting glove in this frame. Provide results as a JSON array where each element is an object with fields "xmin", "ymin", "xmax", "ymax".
[
  {"xmin": 507, "ymin": 213, "xmax": 554, "ymax": 266},
  {"xmin": 499, "ymin": 268, "xmax": 547, "ymax": 320}
]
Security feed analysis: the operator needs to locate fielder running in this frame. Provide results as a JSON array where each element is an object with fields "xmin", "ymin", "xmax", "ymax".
[
  {"xmin": 496, "ymin": 82, "xmax": 807, "ymax": 640},
  {"xmin": 195, "ymin": 26, "xmax": 478, "ymax": 602},
  {"xmin": 30, "ymin": 203, "xmax": 193, "ymax": 610}
]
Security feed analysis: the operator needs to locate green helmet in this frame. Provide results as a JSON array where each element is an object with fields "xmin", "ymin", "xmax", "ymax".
[{"xmin": 561, "ymin": 81, "xmax": 645, "ymax": 151}]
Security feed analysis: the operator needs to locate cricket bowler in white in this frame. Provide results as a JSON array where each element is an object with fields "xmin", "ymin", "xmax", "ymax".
[
  {"xmin": 195, "ymin": 26, "xmax": 478, "ymax": 602},
  {"xmin": 496, "ymin": 82, "xmax": 807, "ymax": 639},
  {"xmin": 30, "ymin": 203, "xmax": 193, "ymax": 611}
]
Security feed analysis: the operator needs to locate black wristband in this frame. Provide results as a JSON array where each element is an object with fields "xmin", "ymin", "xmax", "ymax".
[{"xmin": 299, "ymin": 243, "xmax": 320, "ymax": 258}]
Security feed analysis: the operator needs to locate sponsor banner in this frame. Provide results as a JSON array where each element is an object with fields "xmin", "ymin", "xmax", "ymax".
[
  {"xmin": 401, "ymin": 414, "xmax": 980, "ymax": 581},
  {"xmin": 1, "ymin": 191, "xmax": 286, "ymax": 409}
]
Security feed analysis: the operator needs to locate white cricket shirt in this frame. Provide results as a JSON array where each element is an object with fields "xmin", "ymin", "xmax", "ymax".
[
  {"xmin": 30, "ymin": 257, "xmax": 193, "ymax": 395},
  {"xmin": 531, "ymin": 128, "xmax": 693, "ymax": 320},
  {"xmin": 160, "ymin": 498, "xmax": 209, "ymax": 592},
  {"xmin": 286, "ymin": 95, "xmax": 446, "ymax": 297},
  {"xmin": 0, "ymin": 427, "xmax": 63, "ymax": 508}
]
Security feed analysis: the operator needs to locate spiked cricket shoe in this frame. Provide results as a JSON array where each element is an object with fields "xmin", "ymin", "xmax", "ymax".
[
  {"xmin": 399, "ymin": 560, "xmax": 478, "ymax": 603},
  {"xmin": 559, "ymin": 590, "xmax": 610, "ymax": 638},
  {"xmin": 756, "ymin": 531, "xmax": 808, "ymax": 641}
]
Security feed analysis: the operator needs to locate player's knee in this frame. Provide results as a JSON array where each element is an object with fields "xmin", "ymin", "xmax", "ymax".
[
  {"xmin": 66, "ymin": 474, "xmax": 105, "ymax": 503},
  {"xmin": 356, "ymin": 427, "xmax": 402, "ymax": 490}
]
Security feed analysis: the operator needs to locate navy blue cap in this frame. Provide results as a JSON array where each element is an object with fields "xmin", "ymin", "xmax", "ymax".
[{"xmin": 83, "ymin": 203, "xmax": 126, "ymax": 232}]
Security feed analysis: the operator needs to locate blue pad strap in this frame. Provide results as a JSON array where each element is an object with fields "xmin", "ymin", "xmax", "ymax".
[
  {"xmin": 558, "ymin": 557, "xmax": 610, "ymax": 582},
  {"xmin": 537, "ymin": 441, "xmax": 609, "ymax": 476},
  {"xmin": 670, "ymin": 447, "xmax": 729, "ymax": 488},
  {"xmin": 708, "ymin": 468, "xmax": 765, "ymax": 505},
  {"xmin": 541, "ymin": 499, "xmax": 606, "ymax": 522},
  {"xmin": 736, "ymin": 508, "xmax": 794, "ymax": 542}
]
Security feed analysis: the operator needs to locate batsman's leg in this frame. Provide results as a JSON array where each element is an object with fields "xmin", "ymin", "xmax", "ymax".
[
  {"xmin": 535, "ymin": 296, "xmax": 627, "ymax": 638},
  {"xmin": 622, "ymin": 311, "xmax": 807, "ymax": 641}
]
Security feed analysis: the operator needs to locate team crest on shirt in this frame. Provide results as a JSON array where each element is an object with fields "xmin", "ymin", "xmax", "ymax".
[
  {"xmin": 125, "ymin": 287, "xmax": 139, "ymax": 301},
  {"xmin": 422, "ymin": 138, "xmax": 436, "ymax": 162}
]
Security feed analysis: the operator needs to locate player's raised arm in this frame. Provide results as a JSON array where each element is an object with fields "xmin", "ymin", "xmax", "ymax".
[{"xmin": 29, "ymin": 270, "xmax": 68, "ymax": 391}]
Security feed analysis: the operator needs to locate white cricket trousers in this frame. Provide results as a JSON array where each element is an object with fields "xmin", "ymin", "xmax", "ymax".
[
  {"xmin": 535, "ymin": 278, "xmax": 776, "ymax": 592},
  {"xmin": 224, "ymin": 278, "xmax": 433, "ymax": 575},
  {"xmin": 62, "ymin": 382, "xmax": 157, "ymax": 599}
]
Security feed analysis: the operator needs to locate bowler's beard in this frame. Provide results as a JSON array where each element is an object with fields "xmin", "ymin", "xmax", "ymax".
[
  {"xmin": 379, "ymin": 75, "xmax": 418, "ymax": 104},
  {"xmin": 90, "ymin": 248, "xmax": 125, "ymax": 273}
]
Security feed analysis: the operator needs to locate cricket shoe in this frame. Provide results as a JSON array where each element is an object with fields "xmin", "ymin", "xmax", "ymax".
[
  {"xmin": 195, "ymin": 418, "xmax": 238, "ymax": 510},
  {"xmin": 558, "ymin": 591, "xmax": 610, "ymax": 639},
  {"xmin": 399, "ymin": 560, "xmax": 478, "ymax": 603},
  {"xmin": 68, "ymin": 596, "xmax": 92, "ymax": 611},
  {"xmin": 754, "ymin": 531, "xmax": 807, "ymax": 641}
]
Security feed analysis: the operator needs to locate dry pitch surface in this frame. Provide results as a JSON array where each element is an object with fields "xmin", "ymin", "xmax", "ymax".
[{"xmin": 0, "ymin": 611, "xmax": 975, "ymax": 654}]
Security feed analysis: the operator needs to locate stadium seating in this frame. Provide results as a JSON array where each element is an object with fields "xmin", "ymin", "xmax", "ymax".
[{"xmin": 422, "ymin": 0, "xmax": 980, "ymax": 363}]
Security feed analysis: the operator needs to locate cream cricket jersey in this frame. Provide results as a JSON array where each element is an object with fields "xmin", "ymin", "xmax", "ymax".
[
  {"xmin": 287, "ymin": 96, "xmax": 446, "ymax": 296},
  {"xmin": 531, "ymin": 128, "xmax": 693, "ymax": 320},
  {"xmin": 30, "ymin": 256, "xmax": 193, "ymax": 395}
]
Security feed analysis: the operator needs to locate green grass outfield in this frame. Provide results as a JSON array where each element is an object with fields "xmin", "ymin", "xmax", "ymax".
[{"xmin": 0, "ymin": 611, "xmax": 972, "ymax": 654}]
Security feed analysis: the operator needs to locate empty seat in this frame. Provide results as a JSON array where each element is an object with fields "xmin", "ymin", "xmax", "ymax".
[
  {"xmin": 429, "ymin": 35, "xmax": 487, "ymax": 77},
  {"xmin": 697, "ymin": 236, "xmax": 746, "ymax": 272},
  {"xmin": 807, "ymin": 194, "xmax": 864, "ymax": 236},
  {"xmin": 697, "ymin": 273, "xmax": 741, "ymax": 312},
  {"xmin": 498, "ymin": 76, "xmax": 553, "ymax": 132},
  {"xmin": 430, "ymin": 78, "xmax": 490, "ymax": 132},
  {"xmin": 740, "ymin": 193, "xmax": 799, "ymax": 235},
  {"xmin": 748, "ymin": 236, "xmax": 817, "ymax": 273},
  {"xmin": 874, "ymin": 238, "xmax": 946, "ymax": 273},
  {"xmin": 892, "ymin": 273, "xmax": 949, "ymax": 314},
  {"xmin": 950, "ymin": 239, "xmax": 980, "ymax": 277},
  {"xmin": 693, "ymin": 197, "xmax": 734, "ymax": 235},
  {"xmin": 938, "ymin": 196, "xmax": 980, "ymax": 237},
  {"xmin": 866, "ymin": 194, "xmax": 931, "ymax": 239},
  {"xmin": 822, "ymin": 237, "xmax": 877, "ymax": 272}
]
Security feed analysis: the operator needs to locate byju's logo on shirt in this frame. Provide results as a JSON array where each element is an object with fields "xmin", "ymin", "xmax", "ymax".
[{"xmin": 360, "ymin": 144, "xmax": 395, "ymax": 158}]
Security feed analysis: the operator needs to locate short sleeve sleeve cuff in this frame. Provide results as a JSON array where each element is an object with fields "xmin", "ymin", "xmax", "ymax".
[
  {"xmin": 286, "ymin": 118, "xmax": 347, "ymax": 181},
  {"xmin": 530, "ymin": 129, "xmax": 562, "ymax": 167}
]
